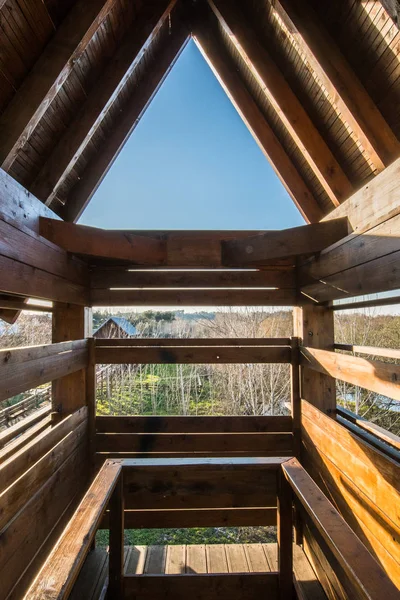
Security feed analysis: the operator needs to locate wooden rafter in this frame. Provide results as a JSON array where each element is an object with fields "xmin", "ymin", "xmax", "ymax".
[
  {"xmin": 0, "ymin": 0, "xmax": 119, "ymax": 172},
  {"xmin": 60, "ymin": 20, "xmax": 190, "ymax": 222},
  {"xmin": 207, "ymin": 0, "xmax": 354, "ymax": 208},
  {"xmin": 192, "ymin": 18, "xmax": 322, "ymax": 223},
  {"xmin": 273, "ymin": 0, "xmax": 400, "ymax": 171},
  {"xmin": 30, "ymin": 0, "xmax": 179, "ymax": 207}
]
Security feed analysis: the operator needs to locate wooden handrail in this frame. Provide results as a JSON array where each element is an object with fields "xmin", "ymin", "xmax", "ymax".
[
  {"xmin": 95, "ymin": 337, "xmax": 292, "ymax": 347},
  {"xmin": 334, "ymin": 343, "xmax": 400, "ymax": 361},
  {"xmin": 282, "ymin": 458, "xmax": 399, "ymax": 600},
  {"xmin": 25, "ymin": 459, "xmax": 122, "ymax": 600},
  {"xmin": 336, "ymin": 405, "xmax": 400, "ymax": 452}
]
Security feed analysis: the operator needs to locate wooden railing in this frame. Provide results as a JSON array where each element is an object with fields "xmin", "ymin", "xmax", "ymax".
[{"xmin": 26, "ymin": 457, "xmax": 399, "ymax": 600}]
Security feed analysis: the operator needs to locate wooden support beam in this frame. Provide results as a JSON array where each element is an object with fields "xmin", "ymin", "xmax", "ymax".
[
  {"xmin": 39, "ymin": 218, "xmax": 166, "ymax": 264},
  {"xmin": 207, "ymin": 0, "xmax": 353, "ymax": 208},
  {"xmin": 272, "ymin": 0, "xmax": 400, "ymax": 171},
  {"xmin": 31, "ymin": 0, "xmax": 178, "ymax": 206},
  {"xmin": 222, "ymin": 219, "xmax": 350, "ymax": 264},
  {"xmin": 0, "ymin": 0, "xmax": 119, "ymax": 171},
  {"xmin": 61, "ymin": 20, "xmax": 190, "ymax": 222},
  {"xmin": 91, "ymin": 288, "xmax": 296, "ymax": 306},
  {"xmin": 293, "ymin": 305, "xmax": 335, "ymax": 414},
  {"xmin": 95, "ymin": 345, "xmax": 291, "ymax": 364},
  {"xmin": 193, "ymin": 20, "xmax": 322, "ymax": 223},
  {"xmin": 52, "ymin": 304, "xmax": 91, "ymax": 414},
  {"xmin": 95, "ymin": 338, "xmax": 291, "ymax": 348}
]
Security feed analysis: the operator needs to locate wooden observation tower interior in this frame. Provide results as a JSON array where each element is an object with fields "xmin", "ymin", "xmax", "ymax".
[{"xmin": 0, "ymin": 0, "xmax": 400, "ymax": 598}]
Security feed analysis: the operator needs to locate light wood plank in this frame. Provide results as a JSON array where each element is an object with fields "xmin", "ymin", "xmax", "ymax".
[
  {"xmin": 244, "ymin": 544, "xmax": 270, "ymax": 573},
  {"xmin": 226, "ymin": 544, "xmax": 249, "ymax": 573},
  {"xmin": 186, "ymin": 545, "xmax": 207, "ymax": 573},
  {"xmin": 206, "ymin": 545, "xmax": 229, "ymax": 573},
  {"xmin": 165, "ymin": 545, "xmax": 186, "ymax": 574},
  {"xmin": 144, "ymin": 546, "xmax": 167, "ymax": 574}
]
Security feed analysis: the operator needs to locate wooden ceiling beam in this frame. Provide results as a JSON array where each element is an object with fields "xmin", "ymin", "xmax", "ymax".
[
  {"xmin": 60, "ymin": 20, "xmax": 190, "ymax": 222},
  {"xmin": 222, "ymin": 219, "xmax": 351, "ymax": 265},
  {"xmin": 273, "ymin": 0, "xmax": 400, "ymax": 171},
  {"xmin": 207, "ymin": 0, "xmax": 354, "ymax": 208},
  {"xmin": 30, "ymin": 0, "xmax": 179, "ymax": 207},
  {"xmin": 192, "ymin": 20, "xmax": 322, "ymax": 223}
]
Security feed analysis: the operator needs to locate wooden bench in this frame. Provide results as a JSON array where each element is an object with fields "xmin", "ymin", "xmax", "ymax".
[{"xmin": 26, "ymin": 457, "xmax": 400, "ymax": 600}]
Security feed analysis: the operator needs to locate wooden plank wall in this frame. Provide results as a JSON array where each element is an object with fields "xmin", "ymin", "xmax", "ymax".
[
  {"xmin": 299, "ymin": 157, "xmax": 400, "ymax": 302},
  {"xmin": 0, "ymin": 169, "xmax": 89, "ymax": 305},
  {"xmin": 0, "ymin": 407, "xmax": 90, "ymax": 600},
  {"xmin": 301, "ymin": 400, "xmax": 400, "ymax": 593}
]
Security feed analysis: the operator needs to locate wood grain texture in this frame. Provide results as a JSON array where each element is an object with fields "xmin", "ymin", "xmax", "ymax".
[{"xmin": 95, "ymin": 345, "xmax": 291, "ymax": 364}]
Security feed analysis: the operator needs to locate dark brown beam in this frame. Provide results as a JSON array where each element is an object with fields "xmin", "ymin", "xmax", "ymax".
[
  {"xmin": 208, "ymin": 0, "xmax": 354, "ymax": 208},
  {"xmin": 222, "ymin": 219, "xmax": 351, "ymax": 264},
  {"xmin": 91, "ymin": 288, "xmax": 296, "ymax": 306},
  {"xmin": 273, "ymin": 0, "xmax": 400, "ymax": 171},
  {"xmin": 61, "ymin": 20, "xmax": 190, "ymax": 222},
  {"xmin": 0, "ymin": 0, "xmax": 119, "ymax": 171},
  {"xmin": 31, "ymin": 0, "xmax": 178, "ymax": 206},
  {"xmin": 90, "ymin": 268, "xmax": 295, "ymax": 288},
  {"xmin": 95, "ymin": 345, "xmax": 291, "ymax": 363},
  {"xmin": 192, "ymin": 20, "xmax": 322, "ymax": 223},
  {"xmin": 0, "ymin": 297, "xmax": 52, "ymax": 313}
]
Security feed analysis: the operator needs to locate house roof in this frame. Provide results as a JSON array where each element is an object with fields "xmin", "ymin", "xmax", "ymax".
[
  {"xmin": 0, "ymin": 0, "xmax": 399, "ymax": 223},
  {"xmin": 94, "ymin": 316, "xmax": 137, "ymax": 337}
]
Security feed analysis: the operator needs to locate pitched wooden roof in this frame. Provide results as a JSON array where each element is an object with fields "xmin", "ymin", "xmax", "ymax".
[{"xmin": 0, "ymin": 0, "xmax": 399, "ymax": 223}]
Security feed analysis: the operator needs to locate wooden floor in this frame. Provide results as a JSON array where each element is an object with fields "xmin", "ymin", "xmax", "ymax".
[{"xmin": 70, "ymin": 543, "xmax": 327, "ymax": 599}]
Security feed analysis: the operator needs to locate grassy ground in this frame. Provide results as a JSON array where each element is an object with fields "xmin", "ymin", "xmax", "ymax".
[{"xmin": 96, "ymin": 526, "xmax": 277, "ymax": 547}]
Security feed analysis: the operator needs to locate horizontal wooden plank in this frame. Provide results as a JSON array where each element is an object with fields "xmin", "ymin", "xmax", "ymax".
[
  {"xmin": 0, "ymin": 169, "xmax": 58, "ymax": 235},
  {"xmin": 90, "ymin": 268, "xmax": 295, "ymax": 288},
  {"xmin": 91, "ymin": 288, "xmax": 297, "ymax": 306},
  {"xmin": 0, "ymin": 213, "xmax": 87, "ymax": 285},
  {"xmin": 0, "ymin": 342, "xmax": 88, "ymax": 401},
  {"xmin": 300, "ymin": 346, "xmax": 400, "ymax": 401},
  {"xmin": 323, "ymin": 157, "xmax": 400, "ymax": 235},
  {"xmin": 0, "ymin": 406, "xmax": 88, "ymax": 490},
  {"xmin": 121, "ymin": 457, "xmax": 284, "ymax": 510},
  {"xmin": 95, "ymin": 415, "xmax": 293, "ymax": 433},
  {"xmin": 334, "ymin": 344, "xmax": 400, "ymax": 360},
  {"xmin": 0, "ymin": 405, "xmax": 51, "ymax": 449},
  {"xmin": 300, "ymin": 211, "xmax": 400, "ymax": 289},
  {"xmin": 0, "ymin": 253, "xmax": 89, "ymax": 305},
  {"xmin": 222, "ymin": 219, "xmax": 350, "ymax": 264},
  {"xmin": 301, "ymin": 401, "xmax": 400, "ymax": 532},
  {"xmin": 283, "ymin": 457, "xmax": 400, "ymax": 599},
  {"xmin": 25, "ymin": 459, "xmax": 122, "ymax": 600},
  {"xmin": 123, "ymin": 573, "xmax": 278, "ymax": 599},
  {"xmin": 0, "ymin": 339, "xmax": 87, "ymax": 365},
  {"xmin": 95, "ymin": 432, "xmax": 293, "ymax": 453},
  {"xmin": 95, "ymin": 337, "xmax": 291, "ymax": 347},
  {"xmin": 96, "ymin": 345, "xmax": 291, "ymax": 364},
  {"xmin": 0, "ymin": 297, "xmax": 53, "ymax": 312},
  {"xmin": 100, "ymin": 507, "xmax": 277, "ymax": 529},
  {"xmin": 301, "ymin": 248, "xmax": 400, "ymax": 302},
  {"xmin": 0, "ymin": 421, "xmax": 87, "ymax": 531},
  {"xmin": 0, "ymin": 415, "xmax": 52, "ymax": 464}
]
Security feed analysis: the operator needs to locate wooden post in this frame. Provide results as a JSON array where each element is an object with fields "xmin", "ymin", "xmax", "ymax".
[
  {"xmin": 290, "ymin": 336, "xmax": 303, "ymax": 545},
  {"xmin": 293, "ymin": 304, "xmax": 336, "ymax": 414},
  {"xmin": 87, "ymin": 337, "xmax": 96, "ymax": 466},
  {"xmin": 109, "ymin": 473, "xmax": 124, "ymax": 599},
  {"xmin": 52, "ymin": 303, "xmax": 92, "ymax": 414},
  {"xmin": 277, "ymin": 470, "xmax": 293, "ymax": 599}
]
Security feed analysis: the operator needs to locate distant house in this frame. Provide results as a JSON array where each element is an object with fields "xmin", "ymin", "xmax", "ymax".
[{"xmin": 93, "ymin": 316, "xmax": 137, "ymax": 339}]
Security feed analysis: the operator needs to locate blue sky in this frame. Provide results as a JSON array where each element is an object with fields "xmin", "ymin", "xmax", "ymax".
[{"xmin": 79, "ymin": 39, "xmax": 304, "ymax": 230}]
